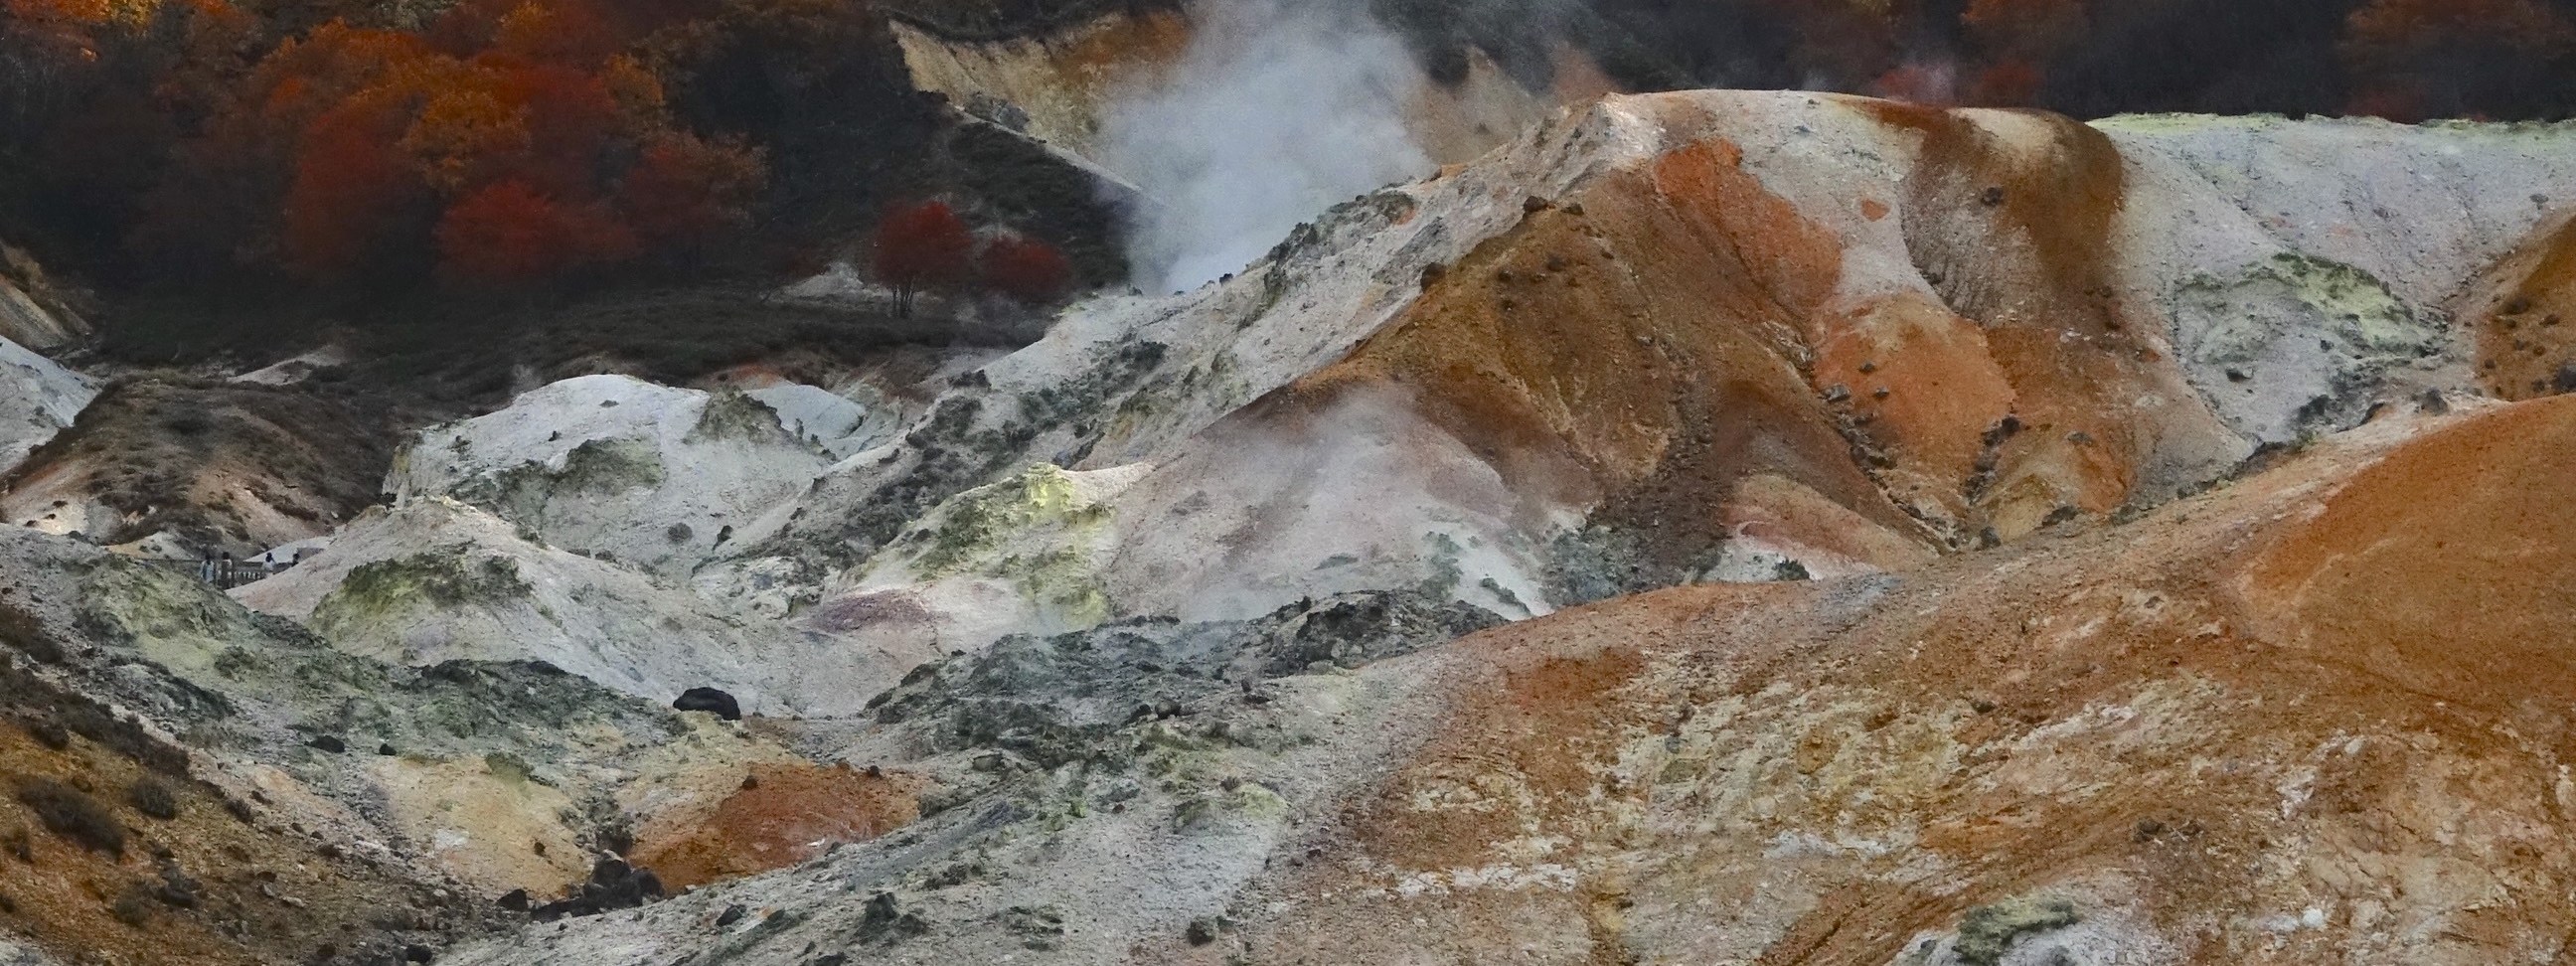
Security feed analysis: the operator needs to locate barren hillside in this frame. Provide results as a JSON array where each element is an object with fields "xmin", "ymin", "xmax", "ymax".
[{"xmin": 3, "ymin": 81, "xmax": 2575, "ymax": 966}]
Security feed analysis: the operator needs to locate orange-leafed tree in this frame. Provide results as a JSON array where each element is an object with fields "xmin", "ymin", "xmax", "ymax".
[
  {"xmin": 434, "ymin": 179, "xmax": 636, "ymax": 284},
  {"xmin": 873, "ymin": 199, "xmax": 972, "ymax": 316},
  {"xmin": 490, "ymin": 0, "xmax": 622, "ymax": 69},
  {"xmin": 979, "ymin": 233, "xmax": 1070, "ymax": 306},
  {"xmin": 494, "ymin": 62, "xmax": 623, "ymax": 194},
  {"xmin": 398, "ymin": 70, "xmax": 530, "ymax": 193},
  {"xmin": 1752, "ymin": 0, "xmax": 1902, "ymax": 91},
  {"xmin": 1967, "ymin": 59, "xmax": 2045, "ymax": 106},
  {"xmin": 617, "ymin": 131, "xmax": 764, "ymax": 248}
]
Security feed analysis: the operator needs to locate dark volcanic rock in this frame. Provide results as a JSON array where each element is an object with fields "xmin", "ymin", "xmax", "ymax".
[{"xmin": 673, "ymin": 687, "xmax": 742, "ymax": 721}]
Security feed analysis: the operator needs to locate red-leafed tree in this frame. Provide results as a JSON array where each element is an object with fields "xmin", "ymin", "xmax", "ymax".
[
  {"xmin": 281, "ymin": 93, "xmax": 431, "ymax": 278},
  {"xmin": 434, "ymin": 179, "xmax": 636, "ymax": 283},
  {"xmin": 1963, "ymin": 0, "xmax": 2087, "ymax": 59},
  {"xmin": 979, "ymin": 232, "xmax": 1070, "ymax": 305},
  {"xmin": 872, "ymin": 199, "xmax": 972, "ymax": 316},
  {"xmin": 2342, "ymin": 0, "xmax": 2576, "ymax": 119},
  {"xmin": 1968, "ymin": 59, "xmax": 2045, "ymax": 106}
]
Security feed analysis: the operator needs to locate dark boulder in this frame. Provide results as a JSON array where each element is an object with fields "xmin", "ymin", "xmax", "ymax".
[
  {"xmin": 673, "ymin": 688, "xmax": 741, "ymax": 721},
  {"xmin": 532, "ymin": 857, "xmax": 666, "ymax": 921}
]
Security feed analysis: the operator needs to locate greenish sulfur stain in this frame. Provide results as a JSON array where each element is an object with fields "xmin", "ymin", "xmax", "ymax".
[
  {"xmin": 903, "ymin": 463, "xmax": 1117, "ymax": 624},
  {"xmin": 1951, "ymin": 896, "xmax": 2081, "ymax": 966},
  {"xmin": 686, "ymin": 391, "xmax": 793, "ymax": 445},
  {"xmin": 2176, "ymin": 253, "xmax": 2429, "ymax": 364},
  {"xmin": 313, "ymin": 554, "xmax": 533, "ymax": 631}
]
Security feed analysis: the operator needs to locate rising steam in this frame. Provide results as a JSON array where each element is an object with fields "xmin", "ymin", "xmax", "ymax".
[{"xmin": 1099, "ymin": 0, "xmax": 1433, "ymax": 293}]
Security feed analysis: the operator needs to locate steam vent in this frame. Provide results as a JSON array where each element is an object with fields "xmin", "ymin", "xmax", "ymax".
[{"xmin": 5, "ymin": 0, "xmax": 2576, "ymax": 963}]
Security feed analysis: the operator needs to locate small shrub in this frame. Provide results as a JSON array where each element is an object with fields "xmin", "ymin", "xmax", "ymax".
[
  {"xmin": 109, "ymin": 884, "xmax": 154, "ymax": 927},
  {"xmin": 15, "ymin": 777, "xmax": 126, "ymax": 857},
  {"xmin": 0, "ymin": 603, "xmax": 62, "ymax": 665},
  {"xmin": 28, "ymin": 720, "xmax": 72, "ymax": 750},
  {"xmin": 128, "ymin": 777, "xmax": 181, "ymax": 821},
  {"xmin": 981, "ymin": 233, "xmax": 1072, "ymax": 305}
]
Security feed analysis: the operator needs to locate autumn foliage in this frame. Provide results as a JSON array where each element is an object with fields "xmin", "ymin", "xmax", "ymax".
[
  {"xmin": 872, "ymin": 200, "xmax": 973, "ymax": 314},
  {"xmin": 2341, "ymin": 0, "xmax": 2576, "ymax": 119},
  {"xmin": 109, "ymin": 0, "xmax": 771, "ymax": 286},
  {"xmin": 869, "ymin": 200, "xmax": 1076, "ymax": 311},
  {"xmin": 979, "ymin": 233, "xmax": 1071, "ymax": 306}
]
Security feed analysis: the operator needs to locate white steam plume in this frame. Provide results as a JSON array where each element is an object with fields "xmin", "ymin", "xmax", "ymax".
[{"xmin": 1099, "ymin": 0, "xmax": 1433, "ymax": 293}]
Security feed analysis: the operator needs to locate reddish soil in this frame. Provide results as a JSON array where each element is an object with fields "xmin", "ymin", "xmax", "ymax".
[
  {"xmin": 1222, "ymin": 396, "xmax": 2576, "ymax": 965},
  {"xmin": 628, "ymin": 762, "xmax": 924, "ymax": 889},
  {"xmin": 2463, "ymin": 213, "xmax": 2576, "ymax": 402}
]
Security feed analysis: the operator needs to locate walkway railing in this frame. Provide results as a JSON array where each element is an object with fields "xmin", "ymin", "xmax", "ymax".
[{"xmin": 145, "ymin": 558, "xmax": 298, "ymax": 590}]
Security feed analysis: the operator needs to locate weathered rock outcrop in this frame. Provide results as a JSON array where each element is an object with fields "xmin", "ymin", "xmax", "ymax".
[
  {"xmin": 0, "ymin": 336, "xmax": 92, "ymax": 477},
  {"xmin": 0, "ymin": 242, "xmax": 89, "ymax": 351},
  {"xmin": 389, "ymin": 375, "xmax": 845, "ymax": 578},
  {"xmin": 234, "ymin": 498, "xmax": 929, "ymax": 717}
]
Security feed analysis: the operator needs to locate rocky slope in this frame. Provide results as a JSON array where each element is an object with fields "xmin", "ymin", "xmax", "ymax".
[
  {"xmin": 679, "ymin": 91, "xmax": 2576, "ymax": 660},
  {"xmin": 235, "ymin": 90, "xmax": 2576, "ymax": 714},
  {"xmin": 7, "ymin": 88, "xmax": 2576, "ymax": 966},
  {"xmin": 430, "ymin": 390, "xmax": 2576, "ymax": 965},
  {"xmin": 1, "ymin": 378, "xmax": 390, "ymax": 558},
  {"xmin": 0, "ymin": 526, "xmax": 855, "ymax": 964}
]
